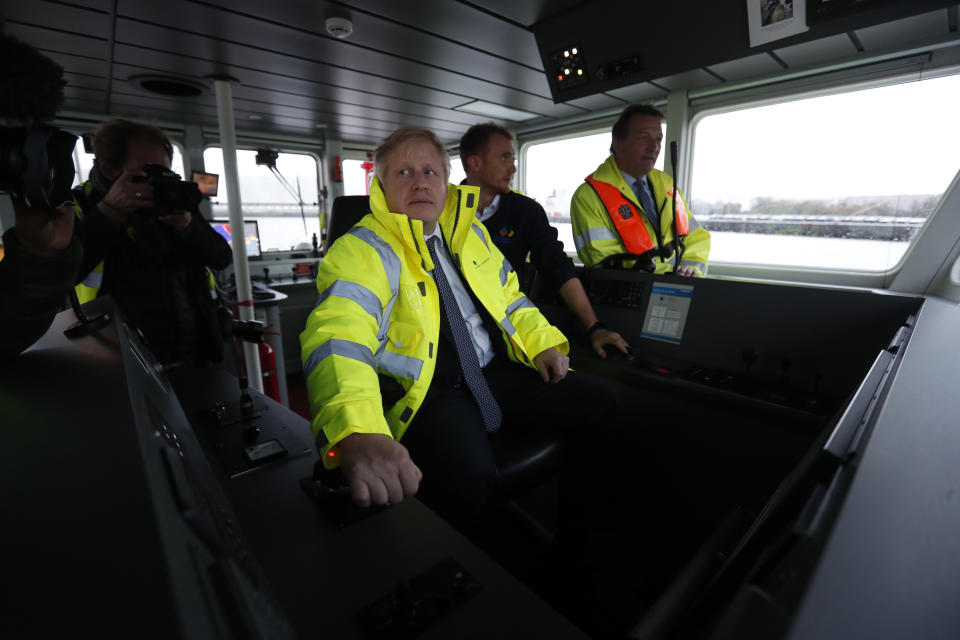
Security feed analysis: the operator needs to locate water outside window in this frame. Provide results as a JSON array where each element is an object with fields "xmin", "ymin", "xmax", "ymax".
[
  {"xmin": 524, "ymin": 130, "xmax": 665, "ymax": 253},
  {"xmin": 203, "ymin": 147, "xmax": 320, "ymax": 252},
  {"xmin": 690, "ymin": 73, "xmax": 960, "ymax": 271}
]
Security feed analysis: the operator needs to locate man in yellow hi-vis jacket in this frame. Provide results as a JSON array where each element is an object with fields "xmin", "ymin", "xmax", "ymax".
[
  {"xmin": 300, "ymin": 127, "xmax": 617, "ymax": 526},
  {"xmin": 571, "ymin": 104, "xmax": 710, "ymax": 277}
]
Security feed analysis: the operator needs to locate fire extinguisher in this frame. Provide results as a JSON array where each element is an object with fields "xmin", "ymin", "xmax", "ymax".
[
  {"xmin": 259, "ymin": 341, "xmax": 281, "ymax": 403},
  {"xmin": 332, "ymin": 155, "xmax": 343, "ymax": 182}
]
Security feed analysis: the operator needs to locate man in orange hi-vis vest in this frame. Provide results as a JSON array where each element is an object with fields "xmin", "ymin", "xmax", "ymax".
[{"xmin": 570, "ymin": 104, "xmax": 710, "ymax": 277}]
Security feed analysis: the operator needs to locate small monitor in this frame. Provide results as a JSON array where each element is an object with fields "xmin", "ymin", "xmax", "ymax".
[
  {"xmin": 211, "ymin": 219, "xmax": 262, "ymax": 260},
  {"xmin": 191, "ymin": 171, "xmax": 219, "ymax": 197}
]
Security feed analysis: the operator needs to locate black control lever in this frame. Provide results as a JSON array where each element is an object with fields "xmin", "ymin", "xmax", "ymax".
[
  {"xmin": 598, "ymin": 252, "xmax": 656, "ymax": 272},
  {"xmin": 299, "ymin": 460, "xmax": 388, "ymax": 528}
]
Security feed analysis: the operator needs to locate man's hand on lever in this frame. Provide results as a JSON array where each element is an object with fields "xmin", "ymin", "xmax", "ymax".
[
  {"xmin": 334, "ymin": 433, "xmax": 422, "ymax": 507},
  {"xmin": 590, "ymin": 328, "xmax": 631, "ymax": 360}
]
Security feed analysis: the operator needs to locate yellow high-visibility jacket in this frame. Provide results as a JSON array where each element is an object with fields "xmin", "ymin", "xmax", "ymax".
[
  {"xmin": 300, "ymin": 178, "xmax": 569, "ymax": 462},
  {"xmin": 570, "ymin": 155, "xmax": 710, "ymax": 276}
]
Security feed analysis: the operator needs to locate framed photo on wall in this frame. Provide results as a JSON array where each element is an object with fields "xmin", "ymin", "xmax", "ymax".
[{"xmin": 747, "ymin": 0, "xmax": 809, "ymax": 47}]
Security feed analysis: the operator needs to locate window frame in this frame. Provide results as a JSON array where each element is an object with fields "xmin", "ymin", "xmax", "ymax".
[
  {"xmin": 201, "ymin": 144, "xmax": 323, "ymax": 255},
  {"xmin": 686, "ymin": 66, "xmax": 960, "ymax": 286},
  {"xmin": 517, "ymin": 124, "xmax": 616, "ymax": 258}
]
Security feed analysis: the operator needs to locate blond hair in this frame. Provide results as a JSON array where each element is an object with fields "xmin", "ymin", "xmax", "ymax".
[{"xmin": 373, "ymin": 126, "xmax": 450, "ymax": 184}]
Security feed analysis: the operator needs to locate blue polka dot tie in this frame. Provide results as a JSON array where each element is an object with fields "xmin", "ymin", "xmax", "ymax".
[
  {"xmin": 636, "ymin": 178, "xmax": 660, "ymax": 229},
  {"xmin": 427, "ymin": 236, "xmax": 502, "ymax": 433}
]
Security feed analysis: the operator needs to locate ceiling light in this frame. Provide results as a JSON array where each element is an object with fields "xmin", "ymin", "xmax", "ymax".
[
  {"xmin": 128, "ymin": 74, "xmax": 208, "ymax": 97},
  {"xmin": 453, "ymin": 100, "xmax": 539, "ymax": 122}
]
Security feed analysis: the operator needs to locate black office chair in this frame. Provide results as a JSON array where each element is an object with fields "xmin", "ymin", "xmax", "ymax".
[
  {"xmin": 322, "ymin": 195, "xmax": 565, "ymax": 503},
  {"xmin": 324, "ymin": 195, "xmax": 373, "ymax": 253}
]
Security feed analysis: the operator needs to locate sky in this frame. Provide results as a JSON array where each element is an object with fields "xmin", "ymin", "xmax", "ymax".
[{"xmin": 689, "ymin": 72, "xmax": 960, "ymax": 208}]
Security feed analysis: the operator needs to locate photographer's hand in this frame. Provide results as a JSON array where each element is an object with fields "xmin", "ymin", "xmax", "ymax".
[
  {"xmin": 158, "ymin": 209, "xmax": 192, "ymax": 232},
  {"xmin": 98, "ymin": 167, "xmax": 154, "ymax": 226},
  {"xmin": 13, "ymin": 201, "xmax": 76, "ymax": 258}
]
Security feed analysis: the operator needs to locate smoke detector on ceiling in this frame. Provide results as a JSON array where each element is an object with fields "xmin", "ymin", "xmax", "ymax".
[{"xmin": 325, "ymin": 17, "xmax": 354, "ymax": 38}]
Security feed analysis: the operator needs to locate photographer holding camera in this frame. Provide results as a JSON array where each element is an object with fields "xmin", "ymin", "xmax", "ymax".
[
  {"xmin": 0, "ymin": 34, "xmax": 82, "ymax": 359},
  {"xmin": 72, "ymin": 118, "xmax": 233, "ymax": 365}
]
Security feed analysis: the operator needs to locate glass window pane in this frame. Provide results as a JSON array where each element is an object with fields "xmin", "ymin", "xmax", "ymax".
[
  {"xmin": 448, "ymin": 156, "xmax": 466, "ymax": 186},
  {"xmin": 71, "ymin": 138, "xmax": 184, "ymax": 186},
  {"xmin": 203, "ymin": 147, "xmax": 321, "ymax": 252},
  {"xmin": 524, "ymin": 129, "xmax": 664, "ymax": 253},
  {"xmin": 690, "ymin": 73, "xmax": 960, "ymax": 272},
  {"xmin": 343, "ymin": 159, "xmax": 371, "ymax": 195}
]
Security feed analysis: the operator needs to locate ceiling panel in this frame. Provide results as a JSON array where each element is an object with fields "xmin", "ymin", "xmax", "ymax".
[
  {"xmin": 854, "ymin": 8, "xmax": 950, "ymax": 51},
  {"xmin": 61, "ymin": 72, "xmax": 109, "ymax": 92},
  {"xmin": 110, "ymin": 42, "xmax": 468, "ymax": 111},
  {"xmin": 651, "ymin": 69, "xmax": 724, "ymax": 92},
  {"xmin": 1, "ymin": 0, "xmax": 111, "ymax": 37},
  {"xmin": 461, "ymin": 0, "xmax": 587, "ymax": 27},
  {"xmin": 336, "ymin": 0, "xmax": 544, "ymax": 69},
  {"xmin": 231, "ymin": 85, "xmax": 491, "ymax": 130},
  {"xmin": 4, "ymin": 22, "xmax": 109, "ymax": 61},
  {"xmin": 53, "ymin": 0, "xmax": 111, "ymax": 10},
  {"xmin": 773, "ymin": 34, "xmax": 859, "ymax": 68},
  {"xmin": 121, "ymin": 0, "xmax": 554, "ymax": 100},
  {"xmin": 227, "ymin": 98, "xmax": 467, "ymax": 137},
  {"xmin": 42, "ymin": 50, "xmax": 109, "ymax": 78},
  {"xmin": 563, "ymin": 93, "xmax": 627, "ymax": 111},
  {"xmin": 707, "ymin": 53, "xmax": 784, "ymax": 83},
  {"xmin": 603, "ymin": 82, "xmax": 666, "ymax": 105},
  {"xmin": 112, "ymin": 15, "xmax": 577, "ymax": 119}
]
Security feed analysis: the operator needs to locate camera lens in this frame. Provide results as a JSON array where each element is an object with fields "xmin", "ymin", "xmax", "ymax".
[{"xmin": 0, "ymin": 125, "xmax": 77, "ymax": 207}]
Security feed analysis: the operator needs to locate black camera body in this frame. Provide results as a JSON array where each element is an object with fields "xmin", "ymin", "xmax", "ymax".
[
  {"xmin": 134, "ymin": 163, "xmax": 203, "ymax": 215},
  {"xmin": 0, "ymin": 34, "xmax": 76, "ymax": 209}
]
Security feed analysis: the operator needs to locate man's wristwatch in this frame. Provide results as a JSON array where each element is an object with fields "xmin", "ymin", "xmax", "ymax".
[{"xmin": 587, "ymin": 321, "xmax": 607, "ymax": 335}]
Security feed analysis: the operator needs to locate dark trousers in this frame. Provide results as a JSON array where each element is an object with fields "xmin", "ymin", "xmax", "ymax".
[{"xmin": 399, "ymin": 356, "xmax": 619, "ymax": 529}]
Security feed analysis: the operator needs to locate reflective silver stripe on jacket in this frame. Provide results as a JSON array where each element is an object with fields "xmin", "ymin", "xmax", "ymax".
[
  {"xmin": 317, "ymin": 280, "xmax": 382, "ymax": 325},
  {"xmin": 499, "ymin": 315, "xmax": 516, "ymax": 336},
  {"xmin": 347, "ymin": 227, "xmax": 401, "ymax": 295},
  {"xmin": 574, "ymin": 227, "xmax": 619, "ymax": 251},
  {"xmin": 304, "ymin": 339, "xmax": 374, "ymax": 377},
  {"xmin": 499, "ymin": 260, "xmax": 512, "ymax": 287},
  {"xmin": 347, "ymin": 226, "xmax": 401, "ymax": 344},
  {"xmin": 80, "ymin": 270, "xmax": 103, "ymax": 289},
  {"xmin": 506, "ymin": 295, "xmax": 535, "ymax": 316},
  {"xmin": 472, "ymin": 223, "xmax": 488, "ymax": 249},
  {"xmin": 377, "ymin": 351, "xmax": 423, "ymax": 380}
]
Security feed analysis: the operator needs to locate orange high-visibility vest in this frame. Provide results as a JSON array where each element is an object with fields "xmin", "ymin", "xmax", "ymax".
[{"xmin": 584, "ymin": 175, "xmax": 689, "ymax": 255}]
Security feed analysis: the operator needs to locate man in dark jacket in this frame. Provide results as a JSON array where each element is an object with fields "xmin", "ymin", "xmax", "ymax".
[
  {"xmin": 72, "ymin": 119, "xmax": 232, "ymax": 364},
  {"xmin": 460, "ymin": 123, "xmax": 630, "ymax": 359}
]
